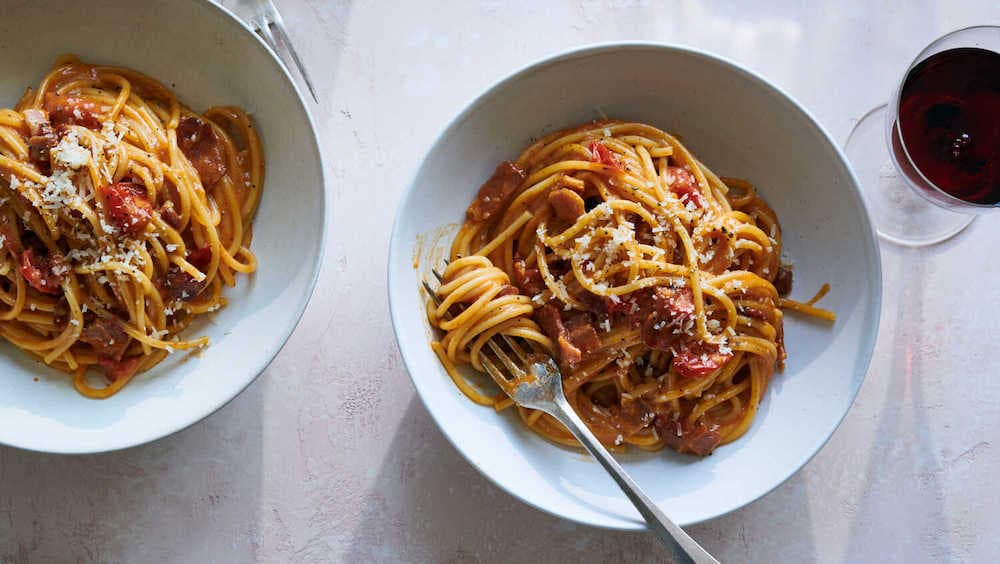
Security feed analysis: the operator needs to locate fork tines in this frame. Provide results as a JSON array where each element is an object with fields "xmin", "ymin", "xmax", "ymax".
[
  {"xmin": 424, "ymin": 267, "xmax": 533, "ymax": 388},
  {"xmin": 248, "ymin": 0, "xmax": 319, "ymax": 102}
]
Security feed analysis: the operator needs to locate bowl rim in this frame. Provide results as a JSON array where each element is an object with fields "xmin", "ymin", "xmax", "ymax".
[
  {"xmin": 388, "ymin": 40, "xmax": 882, "ymax": 529},
  {"xmin": 0, "ymin": 0, "xmax": 328, "ymax": 455}
]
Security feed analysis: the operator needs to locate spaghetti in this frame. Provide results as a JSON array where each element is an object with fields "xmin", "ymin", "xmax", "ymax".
[
  {"xmin": 428, "ymin": 120, "xmax": 833, "ymax": 456},
  {"xmin": 0, "ymin": 56, "xmax": 263, "ymax": 398}
]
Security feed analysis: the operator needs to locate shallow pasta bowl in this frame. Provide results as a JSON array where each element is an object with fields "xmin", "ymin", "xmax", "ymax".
[
  {"xmin": 0, "ymin": 0, "xmax": 325, "ymax": 453},
  {"xmin": 388, "ymin": 43, "xmax": 881, "ymax": 528}
]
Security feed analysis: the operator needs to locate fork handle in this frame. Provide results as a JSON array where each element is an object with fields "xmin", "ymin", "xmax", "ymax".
[{"xmin": 546, "ymin": 397, "xmax": 719, "ymax": 564}]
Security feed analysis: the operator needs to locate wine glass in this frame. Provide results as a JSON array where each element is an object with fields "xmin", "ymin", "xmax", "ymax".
[{"xmin": 845, "ymin": 25, "xmax": 1000, "ymax": 246}]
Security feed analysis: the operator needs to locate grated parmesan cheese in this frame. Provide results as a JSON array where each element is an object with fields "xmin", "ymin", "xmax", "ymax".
[
  {"xmin": 40, "ymin": 170, "xmax": 81, "ymax": 211},
  {"xmin": 51, "ymin": 131, "xmax": 90, "ymax": 170}
]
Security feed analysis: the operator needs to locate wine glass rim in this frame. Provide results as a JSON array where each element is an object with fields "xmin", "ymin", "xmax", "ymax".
[{"xmin": 889, "ymin": 24, "xmax": 1000, "ymax": 209}]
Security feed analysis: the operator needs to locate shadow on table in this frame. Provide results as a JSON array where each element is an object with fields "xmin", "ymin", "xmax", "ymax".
[
  {"xmin": 0, "ymin": 377, "xmax": 266, "ymax": 562},
  {"xmin": 841, "ymin": 244, "xmax": 952, "ymax": 561},
  {"xmin": 345, "ymin": 397, "xmax": 818, "ymax": 563}
]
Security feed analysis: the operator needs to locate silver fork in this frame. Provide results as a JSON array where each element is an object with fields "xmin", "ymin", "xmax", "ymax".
[
  {"xmin": 230, "ymin": 0, "xmax": 319, "ymax": 102},
  {"xmin": 424, "ymin": 267, "xmax": 719, "ymax": 564}
]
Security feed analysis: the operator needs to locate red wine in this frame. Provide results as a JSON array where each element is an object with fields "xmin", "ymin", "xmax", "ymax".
[{"xmin": 897, "ymin": 47, "xmax": 1000, "ymax": 204}]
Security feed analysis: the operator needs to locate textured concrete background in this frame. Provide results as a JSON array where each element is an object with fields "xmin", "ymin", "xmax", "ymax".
[{"xmin": 3, "ymin": 0, "xmax": 1000, "ymax": 562}]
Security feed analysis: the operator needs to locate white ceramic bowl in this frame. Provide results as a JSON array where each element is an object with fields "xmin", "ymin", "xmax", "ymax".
[
  {"xmin": 389, "ymin": 43, "xmax": 881, "ymax": 529},
  {"xmin": 0, "ymin": 0, "xmax": 325, "ymax": 453}
]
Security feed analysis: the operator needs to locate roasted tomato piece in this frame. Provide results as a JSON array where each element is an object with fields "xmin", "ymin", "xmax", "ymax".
[
  {"xmin": 99, "ymin": 182, "xmax": 153, "ymax": 235},
  {"xmin": 20, "ymin": 248, "xmax": 66, "ymax": 295},
  {"xmin": 44, "ymin": 93, "xmax": 101, "ymax": 129},
  {"xmin": 642, "ymin": 287, "xmax": 695, "ymax": 351},
  {"xmin": 589, "ymin": 140, "xmax": 623, "ymax": 172},
  {"xmin": 672, "ymin": 340, "xmax": 733, "ymax": 379},
  {"xmin": 667, "ymin": 166, "xmax": 704, "ymax": 208}
]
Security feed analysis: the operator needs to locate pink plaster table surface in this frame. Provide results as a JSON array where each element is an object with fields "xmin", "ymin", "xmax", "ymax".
[{"xmin": 2, "ymin": 1, "xmax": 1000, "ymax": 562}]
